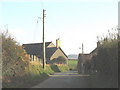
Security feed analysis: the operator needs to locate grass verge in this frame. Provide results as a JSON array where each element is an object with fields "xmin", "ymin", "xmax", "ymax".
[{"xmin": 2, "ymin": 63, "xmax": 69, "ymax": 88}]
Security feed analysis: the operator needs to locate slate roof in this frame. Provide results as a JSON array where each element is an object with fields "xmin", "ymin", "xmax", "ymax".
[
  {"xmin": 46, "ymin": 47, "xmax": 58, "ymax": 58},
  {"xmin": 22, "ymin": 42, "xmax": 52, "ymax": 57},
  {"xmin": 22, "ymin": 42, "xmax": 67, "ymax": 59},
  {"xmin": 89, "ymin": 48, "xmax": 98, "ymax": 55}
]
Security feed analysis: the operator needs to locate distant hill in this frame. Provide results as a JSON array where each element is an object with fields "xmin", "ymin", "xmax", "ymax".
[{"xmin": 68, "ymin": 54, "xmax": 78, "ymax": 60}]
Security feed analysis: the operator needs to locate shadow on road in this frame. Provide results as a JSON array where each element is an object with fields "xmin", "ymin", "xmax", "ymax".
[{"xmin": 50, "ymin": 64, "xmax": 61, "ymax": 72}]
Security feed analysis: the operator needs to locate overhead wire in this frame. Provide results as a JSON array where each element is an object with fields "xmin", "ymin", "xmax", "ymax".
[
  {"xmin": 32, "ymin": 11, "xmax": 43, "ymax": 43},
  {"xmin": 32, "ymin": 1, "xmax": 45, "ymax": 43},
  {"xmin": 32, "ymin": 17, "xmax": 39, "ymax": 43}
]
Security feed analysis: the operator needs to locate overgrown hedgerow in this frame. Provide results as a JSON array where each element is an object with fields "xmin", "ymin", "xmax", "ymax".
[
  {"xmin": 84, "ymin": 27, "xmax": 118, "ymax": 88},
  {"xmin": 1, "ymin": 30, "xmax": 69, "ymax": 88}
]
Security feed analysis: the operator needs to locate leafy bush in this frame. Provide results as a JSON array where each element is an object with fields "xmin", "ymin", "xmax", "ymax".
[
  {"xmin": 88, "ymin": 28, "xmax": 118, "ymax": 87},
  {"xmin": 50, "ymin": 64, "xmax": 61, "ymax": 72},
  {"xmin": 1, "ymin": 30, "xmax": 69, "ymax": 88},
  {"xmin": 50, "ymin": 64, "xmax": 69, "ymax": 72},
  {"xmin": 51, "ymin": 56, "xmax": 67, "ymax": 64},
  {"xmin": 94, "ymin": 27, "xmax": 118, "ymax": 76},
  {"xmin": 94, "ymin": 39, "xmax": 118, "ymax": 75},
  {"xmin": 2, "ymin": 31, "xmax": 29, "ymax": 79},
  {"xmin": 77, "ymin": 27, "xmax": 118, "ymax": 88},
  {"xmin": 57, "ymin": 64, "xmax": 69, "ymax": 72}
]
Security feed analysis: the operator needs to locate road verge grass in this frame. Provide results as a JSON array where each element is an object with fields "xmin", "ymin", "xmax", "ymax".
[{"xmin": 2, "ymin": 63, "xmax": 69, "ymax": 88}]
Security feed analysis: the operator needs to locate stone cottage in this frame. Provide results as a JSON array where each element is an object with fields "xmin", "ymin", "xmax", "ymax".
[{"xmin": 22, "ymin": 38, "xmax": 68, "ymax": 63}]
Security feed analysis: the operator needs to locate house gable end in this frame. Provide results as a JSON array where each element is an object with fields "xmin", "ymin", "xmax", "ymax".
[
  {"xmin": 59, "ymin": 47, "xmax": 68, "ymax": 58},
  {"xmin": 50, "ymin": 48, "xmax": 68, "ymax": 60},
  {"xmin": 47, "ymin": 42, "xmax": 56, "ymax": 48}
]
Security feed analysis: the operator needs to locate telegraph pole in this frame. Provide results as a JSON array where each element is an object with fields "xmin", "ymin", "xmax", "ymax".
[
  {"xmin": 43, "ymin": 9, "xmax": 46, "ymax": 69},
  {"xmin": 81, "ymin": 43, "xmax": 84, "ymax": 73},
  {"xmin": 82, "ymin": 43, "xmax": 84, "ymax": 54}
]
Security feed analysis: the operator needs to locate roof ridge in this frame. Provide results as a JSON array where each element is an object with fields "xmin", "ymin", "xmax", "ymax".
[{"xmin": 23, "ymin": 41, "xmax": 52, "ymax": 45}]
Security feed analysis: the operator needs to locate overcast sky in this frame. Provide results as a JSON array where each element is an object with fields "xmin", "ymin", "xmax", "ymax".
[{"xmin": 0, "ymin": 0, "xmax": 119, "ymax": 55}]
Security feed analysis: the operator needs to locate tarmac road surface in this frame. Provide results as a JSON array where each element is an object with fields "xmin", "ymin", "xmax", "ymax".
[{"xmin": 32, "ymin": 71, "xmax": 91, "ymax": 88}]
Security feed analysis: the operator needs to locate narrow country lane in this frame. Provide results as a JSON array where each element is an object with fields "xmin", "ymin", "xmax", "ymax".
[{"xmin": 32, "ymin": 71, "xmax": 91, "ymax": 88}]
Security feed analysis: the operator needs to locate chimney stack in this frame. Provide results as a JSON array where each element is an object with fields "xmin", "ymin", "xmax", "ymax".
[{"xmin": 56, "ymin": 38, "xmax": 60, "ymax": 48}]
